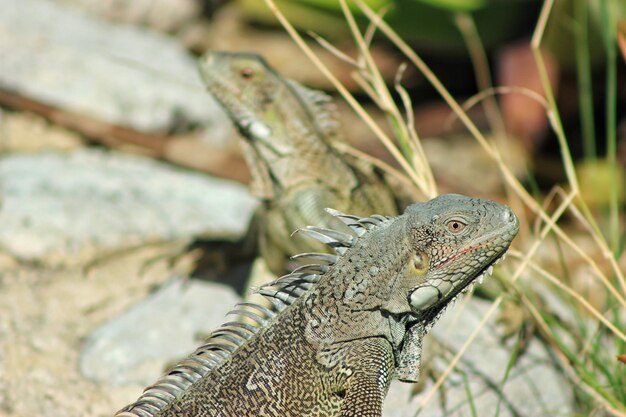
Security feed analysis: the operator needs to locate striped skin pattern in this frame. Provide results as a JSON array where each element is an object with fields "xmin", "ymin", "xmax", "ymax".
[{"xmin": 115, "ymin": 194, "xmax": 519, "ymax": 417}]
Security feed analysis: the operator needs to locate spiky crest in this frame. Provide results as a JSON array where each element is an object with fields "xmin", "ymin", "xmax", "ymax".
[
  {"xmin": 286, "ymin": 80, "xmax": 342, "ymax": 145},
  {"xmin": 115, "ymin": 209, "xmax": 390, "ymax": 417}
]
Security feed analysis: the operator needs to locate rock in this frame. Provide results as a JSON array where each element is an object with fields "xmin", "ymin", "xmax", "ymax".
[
  {"xmin": 0, "ymin": 149, "xmax": 258, "ymax": 266},
  {"xmin": 60, "ymin": 0, "xmax": 202, "ymax": 33},
  {"xmin": 0, "ymin": 111, "xmax": 83, "ymax": 152},
  {"xmin": 0, "ymin": 243, "xmax": 197, "ymax": 417},
  {"xmin": 164, "ymin": 132, "xmax": 251, "ymax": 184},
  {"xmin": 80, "ymin": 277, "xmax": 241, "ymax": 386},
  {"xmin": 383, "ymin": 298, "xmax": 573, "ymax": 417},
  {"xmin": 0, "ymin": 0, "xmax": 227, "ymax": 135}
]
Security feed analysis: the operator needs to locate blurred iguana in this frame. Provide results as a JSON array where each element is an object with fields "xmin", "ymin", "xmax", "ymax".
[
  {"xmin": 198, "ymin": 51, "xmax": 416, "ymax": 276},
  {"xmin": 116, "ymin": 194, "xmax": 519, "ymax": 417}
]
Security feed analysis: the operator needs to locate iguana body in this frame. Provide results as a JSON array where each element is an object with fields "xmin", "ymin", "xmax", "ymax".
[
  {"xmin": 116, "ymin": 194, "xmax": 519, "ymax": 417},
  {"xmin": 198, "ymin": 52, "xmax": 403, "ymax": 274}
]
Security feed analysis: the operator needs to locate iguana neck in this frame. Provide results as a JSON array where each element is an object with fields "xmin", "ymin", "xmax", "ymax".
[
  {"xmin": 236, "ymin": 89, "xmax": 355, "ymax": 199},
  {"xmin": 304, "ymin": 215, "xmax": 414, "ymax": 347}
]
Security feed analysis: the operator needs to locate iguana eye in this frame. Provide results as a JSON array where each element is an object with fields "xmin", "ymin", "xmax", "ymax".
[
  {"xmin": 240, "ymin": 67, "xmax": 255, "ymax": 79},
  {"xmin": 447, "ymin": 220, "xmax": 466, "ymax": 233}
]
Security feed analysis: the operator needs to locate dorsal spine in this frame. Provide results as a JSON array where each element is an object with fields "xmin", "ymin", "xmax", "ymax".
[{"xmin": 115, "ymin": 209, "xmax": 390, "ymax": 417}]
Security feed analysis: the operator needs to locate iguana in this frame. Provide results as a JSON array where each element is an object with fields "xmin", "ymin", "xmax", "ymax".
[
  {"xmin": 197, "ymin": 51, "xmax": 409, "ymax": 275},
  {"xmin": 116, "ymin": 194, "xmax": 519, "ymax": 417}
]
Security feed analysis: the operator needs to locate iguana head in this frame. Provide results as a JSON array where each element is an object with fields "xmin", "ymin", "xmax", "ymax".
[
  {"xmin": 319, "ymin": 194, "xmax": 518, "ymax": 381},
  {"xmin": 198, "ymin": 51, "xmax": 348, "ymax": 198},
  {"xmin": 385, "ymin": 194, "xmax": 519, "ymax": 382},
  {"xmin": 199, "ymin": 52, "xmax": 283, "ymax": 148},
  {"xmin": 402, "ymin": 193, "xmax": 519, "ymax": 319},
  {"xmin": 315, "ymin": 194, "xmax": 518, "ymax": 323}
]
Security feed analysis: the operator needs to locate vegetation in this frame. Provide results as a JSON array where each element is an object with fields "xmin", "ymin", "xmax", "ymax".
[{"xmin": 263, "ymin": 0, "xmax": 625, "ymax": 415}]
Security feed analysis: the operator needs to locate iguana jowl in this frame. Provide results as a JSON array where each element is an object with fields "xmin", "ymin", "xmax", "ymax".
[
  {"xmin": 116, "ymin": 194, "xmax": 519, "ymax": 417},
  {"xmin": 198, "ymin": 52, "xmax": 401, "ymax": 275}
]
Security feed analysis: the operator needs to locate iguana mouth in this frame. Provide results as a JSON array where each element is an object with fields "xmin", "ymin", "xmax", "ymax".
[
  {"xmin": 413, "ymin": 250, "xmax": 508, "ymax": 326},
  {"xmin": 432, "ymin": 243, "xmax": 483, "ymax": 269},
  {"xmin": 457, "ymin": 251, "xmax": 506, "ymax": 297}
]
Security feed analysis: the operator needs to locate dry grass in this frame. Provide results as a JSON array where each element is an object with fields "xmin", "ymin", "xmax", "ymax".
[{"xmin": 263, "ymin": 0, "xmax": 626, "ymax": 415}]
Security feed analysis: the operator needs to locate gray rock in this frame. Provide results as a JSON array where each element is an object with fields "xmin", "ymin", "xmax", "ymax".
[
  {"xmin": 60, "ymin": 0, "xmax": 202, "ymax": 33},
  {"xmin": 383, "ymin": 298, "xmax": 572, "ymax": 417},
  {"xmin": 0, "ymin": 0, "xmax": 228, "ymax": 135},
  {"xmin": 0, "ymin": 149, "xmax": 258, "ymax": 266},
  {"xmin": 80, "ymin": 278, "xmax": 241, "ymax": 385}
]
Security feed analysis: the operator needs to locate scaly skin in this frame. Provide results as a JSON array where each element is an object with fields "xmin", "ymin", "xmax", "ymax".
[
  {"xmin": 116, "ymin": 194, "xmax": 519, "ymax": 417},
  {"xmin": 198, "ymin": 51, "xmax": 400, "ymax": 274}
]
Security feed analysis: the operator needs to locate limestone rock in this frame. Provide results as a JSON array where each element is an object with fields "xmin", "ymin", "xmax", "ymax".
[
  {"xmin": 0, "ymin": 0, "xmax": 227, "ymax": 135},
  {"xmin": 60, "ymin": 0, "xmax": 202, "ymax": 33},
  {"xmin": 0, "ymin": 149, "xmax": 257, "ymax": 266},
  {"xmin": 80, "ymin": 278, "xmax": 241, "ymax": 386}
]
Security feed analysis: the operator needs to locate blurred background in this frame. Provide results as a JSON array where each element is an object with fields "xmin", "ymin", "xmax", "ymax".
[{"xmin": 0, "ymin": 0, "xmax": 624, "ymax": 416}]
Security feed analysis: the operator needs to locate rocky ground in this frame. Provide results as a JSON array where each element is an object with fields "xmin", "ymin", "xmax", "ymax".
[{"xmin": 0, "ymin": 1, "xmax": 579, "ymax": 416}]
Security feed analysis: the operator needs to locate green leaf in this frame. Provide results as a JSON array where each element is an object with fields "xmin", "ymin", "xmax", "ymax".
[{"xmin": 413, "ymin": 0, "xmax": 487, "ymax": 12}]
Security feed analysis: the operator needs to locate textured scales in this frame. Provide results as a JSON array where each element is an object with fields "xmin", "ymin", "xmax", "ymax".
[
  {"xmin": 116, "ymin": 194, "xmax": 520, "ymax": 417},
  {"xmin": 198, "ymin": 51, "xmax": 356, "ymax": 199},
  {"xmin": 198, "ymin": 51, "xmax": 401, "ymax": 274}
]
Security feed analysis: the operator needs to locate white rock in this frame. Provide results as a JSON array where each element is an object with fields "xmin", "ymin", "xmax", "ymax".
[
  {"xmin": 0, "ymin": 149, "xmax": 258, "ymax": 266},
  {"xmin": 383, "ymin": 298, "xmax": 573, "ymax": 417},
  {"xmin": 80, "ymin": 278, "xmax": 241, "ymax": 385},
  {"xmin": 61, "ymin": 0, "xmax": 202, "ymax": 32},
  {"xmin": 0, "ymin": 0, "xmax": 227, "ymax": 135}
]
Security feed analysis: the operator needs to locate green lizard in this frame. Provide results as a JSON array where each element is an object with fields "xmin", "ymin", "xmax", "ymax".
[
  {"xmin": 197, "ymin": 51, "xmax": 407, "ymax": 275},
  {"xmin": 116, "ymin": 194, "xmax": 519, "ymax": 417}
]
